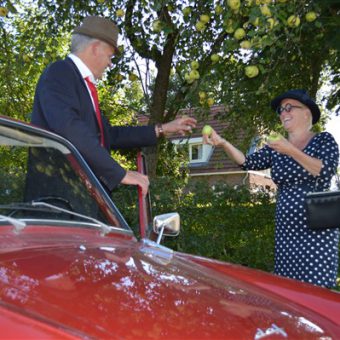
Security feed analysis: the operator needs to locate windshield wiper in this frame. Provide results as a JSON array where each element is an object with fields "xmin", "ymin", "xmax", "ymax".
[
  {"xmin": 31, "ymin": 202, "xmax": 112, "ymax": 235},
  {"xmin": 0, "ymin": 202, "xmax": 112, "ymax": 236},
  {"xmin": 0, "ymin": 215, "xmax": 26, "ymax": 233}
]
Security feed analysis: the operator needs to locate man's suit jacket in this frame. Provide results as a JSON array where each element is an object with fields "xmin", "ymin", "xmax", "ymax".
[{"xmin": 32, "ymin": 57, "xmax": 157, "ymax": 191}]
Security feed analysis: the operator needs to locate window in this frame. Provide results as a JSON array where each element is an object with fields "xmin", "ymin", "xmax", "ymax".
[{"xmin": 172, "ymin": 137, "xmax": 213, "ymax": 164}]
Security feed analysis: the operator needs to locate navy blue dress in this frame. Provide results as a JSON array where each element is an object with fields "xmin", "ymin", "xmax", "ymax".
[{"xmin": 242, "ymin": 132, "xmax": 339, "ymax": 287}]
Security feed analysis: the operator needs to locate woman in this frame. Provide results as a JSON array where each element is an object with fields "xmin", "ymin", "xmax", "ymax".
[{"xmin": 204, "ymin": 89, "xmax": 339, "ymax": 288}]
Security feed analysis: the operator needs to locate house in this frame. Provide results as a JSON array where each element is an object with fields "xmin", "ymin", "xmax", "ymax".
[{"xmin": 138, "ymin": 105, "xmax": 276, "ymax": 191}]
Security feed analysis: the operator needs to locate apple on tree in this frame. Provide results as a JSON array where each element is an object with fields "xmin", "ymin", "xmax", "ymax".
[
  {"xmin": 234, "ymin": 28, "xmax": 246, "ymax": 40},
  {"xmin": 199, "ymin": 91, "xmax": 206, "ymax": 100},
  {"xmin": 195, "ymin": 21, "xmax": 206, "ymax": 32},
  {"xmin": 287, "ymin": 15, "xmax": 300, "ymax": 27},
  {"xmin": 215, "ymin": 4, "xmax": 223, "ymax": 15},
  {"xmin": 152, "ymin": 20, "xmax": 163, "ymax": 32},
  {"xmin": 245, "ymin": 65, "xmax": 259, "ymax": 78},
  {"xmin": 260, "ymin": 5, "xmax": 271, "ymax": 17},
  {"xmin": 0, "ymin": 7, "xmax": 8, "ymax": 16},
  {"xmin": 207, "ymin": 98, "xmax": 215, "ymax": 107},
  {"xmin": 305, "ymin": 11, "xmax": 317, "ymax": 22},
  {"xmin": 240, "ymin": 40, "xmax": 252, "ymax": 49},
  {"xmin": 116, "ymin": 9, "xmax": 125, "ymax": 17},
  {"xmin": 191, "ymin": 60, "xmax": 199, "ymax": 70},
  {"xmin": 182, "ymin": 6, "xmax": 191, "ymax": 16},
  {"xmin": 200, "ymin": 14, "xmax": 210, "ymax": 24},
  {"xmin": 227, "ymin": 0, "xmax": 240, "ymax": 11},
  {"xmin": 211, "ymin": 54, "xmax": 220, "ymax": 63}
]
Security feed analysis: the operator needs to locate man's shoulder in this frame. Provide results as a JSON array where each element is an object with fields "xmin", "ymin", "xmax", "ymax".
[{"xmin": 45, "ymin": 57, "xmax": 76, "ymax": 74}]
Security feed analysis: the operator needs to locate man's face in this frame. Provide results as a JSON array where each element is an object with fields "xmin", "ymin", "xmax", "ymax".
[{"xmin": 92, "ymin": 41, "xmax": 115, "ymax": 80}]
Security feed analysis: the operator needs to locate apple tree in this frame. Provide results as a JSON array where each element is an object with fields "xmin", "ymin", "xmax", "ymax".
[{"xmin": 1, "ymin": 0, "xmax": 339, "ymax": 176}]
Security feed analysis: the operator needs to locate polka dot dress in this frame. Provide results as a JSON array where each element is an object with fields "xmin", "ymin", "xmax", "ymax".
[{"xmin": 242, "ymin": 132, "xmax": 339, "ymax": 287}]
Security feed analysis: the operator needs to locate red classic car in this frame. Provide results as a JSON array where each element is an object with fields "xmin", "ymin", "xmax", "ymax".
[{"xmin": 0, "ymin": 115, "xmax": 339, "ymax": 339}]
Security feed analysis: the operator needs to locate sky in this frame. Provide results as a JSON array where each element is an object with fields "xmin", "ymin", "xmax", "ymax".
[{"xmin": 326, "ymin": 114, "xmax": 340, "ymax": 149}]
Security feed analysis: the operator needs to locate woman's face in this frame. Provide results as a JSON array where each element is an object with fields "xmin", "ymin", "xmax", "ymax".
[{"xmin": 278, "ymin": 98, "xmax": 312, "ymax": 131}]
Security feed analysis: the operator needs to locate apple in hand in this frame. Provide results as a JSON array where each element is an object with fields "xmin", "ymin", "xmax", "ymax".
[
  {"xmin": 267, "ymin": 132, "xmax": 283, "ymax": 142},
  {"xmin": 202, "ymin": 125, "xmax": 213, "ymax": 137}
]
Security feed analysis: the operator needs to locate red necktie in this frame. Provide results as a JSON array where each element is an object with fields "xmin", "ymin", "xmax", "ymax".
[{"xmin": 85, "ymin": 76, "xmax": 105, "ymax": 147}]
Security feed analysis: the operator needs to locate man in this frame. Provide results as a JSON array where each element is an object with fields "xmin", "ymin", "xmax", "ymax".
[{"xmin": 31, "ymin": 16, "xmax": 196, "ymax": 195}]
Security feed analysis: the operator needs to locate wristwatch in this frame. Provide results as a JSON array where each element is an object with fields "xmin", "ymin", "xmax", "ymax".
[{"xmin": 156, "ymin": 123, "xmax": 164, "ymax": 137}]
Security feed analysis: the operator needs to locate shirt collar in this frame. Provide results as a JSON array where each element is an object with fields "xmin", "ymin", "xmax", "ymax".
[{"xmin": 68, "ymin": 53, "xmax": 95, "ymax": 83}]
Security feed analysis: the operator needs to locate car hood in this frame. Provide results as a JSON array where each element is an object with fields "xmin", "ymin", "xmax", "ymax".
[{"xmin": 0, "ymin": 226, "xmax": 339, "ymax": 339}]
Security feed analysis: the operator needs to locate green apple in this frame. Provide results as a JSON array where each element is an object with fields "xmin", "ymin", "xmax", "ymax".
[
  {"xmin": 22, "ymin": 54, "xmax": 31, "ymax": 62},
  {"xmin": 0, "ymin": 7, "xmax": 8, "ymax": 16},
  {"xmin": 128, "ymin": 73, "xmax": 138, "ymax": 81},
  {"xmin": 260, "ymin": 5, "xmax": 271, "ymax": 17},
  {"xmin": 182, "ymin": 6, "xmax": 191, "ymax": 16},
  {"xmin": 267, "ymin": 132, "xmax": 283, "ymax": 142},
  {"xmin": 240, "ymin": 40, "xmax": 252, "ymax": 49},
  {"xmin": 195, "ymin": 21, "xmax": 206, "ymax": 32},
  {"xmin": 287, "ymin": 15, "xmax": 300, "ymax": 27},
  {"xmin": 215, "ymin": 4, "xmax": 223, "ymax": 15},
  {"xmin": 152, "ymin": 20, "xmax": 163, "ymax": 32},
  {"xmin": 211, "ymin": 54, "xmax": 220, "ymax": 63},
  {"xmin": 267, "ymin": 18, "xmax": 276, "ymax": 30},
  {"xmin": 185, "ymin": 73, "xmax": 194, "ymax": 84},
  {"xmin": 245, "ymin": 65, "xmax": 259, "ymax": 78},
  {"xmin": 305, "ymin": 11, "xmax": 317, "ymax": 22},
  {"xmin": 207, "ymin": 98, "xmax": 215, "ymax": 107},
  {"xmin": 116, "ymin": 9, "xmax": 125, "ymax": 17},
  {"xmin": 224, "ymin": 19, "xmax": 235, "ymax": 32},
  {"xmin": 202, "ymin": 125, "xmax": 213, "ymax": 136},
  {"xmin": 200, "ymin": 14, "xmax": 210, "ymax": 24},
  {"xmin": 114, "ymin": 73, "xmax": 124, "ymax": 82},
  {"xmin": 199, "ymin": 91, "xmax": 206, "ymax": 99},
  {"xmin": 189, "ymin": 70, "xmax": 200, "ymax": 80},
  {"xmin": 252, "ymin": 17, "xmax": 260, "ymax": 26},
  {"xmin": 227, "ymin": 0, "xmax": 240, "ymax": 11},
  {"xmin": 191, "ymin": 60, "xmax": 199, "ymax": 70},
  {"xmin": 234, "ymin": 28, "xmax": 246, "ymax": 40}
]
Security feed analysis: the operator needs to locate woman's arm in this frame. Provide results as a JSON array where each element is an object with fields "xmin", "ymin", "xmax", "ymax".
[{"xmin": 203, "ymin": 129, "xmax": 245, "ymax": 165}]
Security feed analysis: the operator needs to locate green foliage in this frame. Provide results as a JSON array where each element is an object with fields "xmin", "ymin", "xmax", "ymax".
[
  {"xmin": 164, "ymin": 181, "xmax": 276, "ymax": 271},
  {"xmin": 112, "ymin": 178, "xmax": 276, "ymax": 271}
]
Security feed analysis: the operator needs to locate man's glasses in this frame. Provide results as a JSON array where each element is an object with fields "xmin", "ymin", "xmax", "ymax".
[{"xmin": 276, "ymin": 103, "xmax": 303, "ymax": 115}]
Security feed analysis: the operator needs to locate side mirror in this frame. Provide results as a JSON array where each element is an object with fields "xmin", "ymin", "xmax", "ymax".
[{"xmin": 153, "ymin": 212, "xmax": 180, "ymax": 244}]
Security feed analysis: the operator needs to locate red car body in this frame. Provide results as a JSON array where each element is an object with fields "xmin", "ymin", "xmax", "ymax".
[{"xmin": 0, "ymin": 116, "xmax": 339, "ymax": 339}]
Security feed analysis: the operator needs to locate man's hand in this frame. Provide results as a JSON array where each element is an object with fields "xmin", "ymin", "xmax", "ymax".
[
  {"xmin": 121, "ymin": 170, "xmax": 150, "ymax": 196},
  {"xmin": 162, "ymin": 116, "xmax": 197, "ymax": 136}
]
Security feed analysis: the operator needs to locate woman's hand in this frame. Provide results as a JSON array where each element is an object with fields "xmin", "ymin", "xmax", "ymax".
[
  {"xmin": 203, "ymin": 128, "xmax": 226, "ymax": 147},
  {"xmin": 267, "ymin": 137, "xmax": 293, "ymax": 156}
]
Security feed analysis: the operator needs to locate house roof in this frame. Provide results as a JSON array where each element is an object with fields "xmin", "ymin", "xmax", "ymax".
[{"xmin": 136, "ymin": 105, "xmax": 246, "ymax": 175}]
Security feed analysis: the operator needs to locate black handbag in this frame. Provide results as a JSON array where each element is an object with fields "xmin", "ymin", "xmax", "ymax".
[{"xmin": 305, "ymin": 175, "xmax": 340, "ymax": 230}]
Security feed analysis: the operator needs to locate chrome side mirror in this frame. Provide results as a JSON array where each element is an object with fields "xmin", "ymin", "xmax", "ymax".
[{"xmin": 153, "ymin": 212, "xmax": 180, "ymax": 244}]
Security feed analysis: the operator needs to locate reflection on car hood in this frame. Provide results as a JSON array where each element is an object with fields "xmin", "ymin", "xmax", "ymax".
[{"xmin": 0, "ymin": 226, "xmax": 339, "ymax": 339}]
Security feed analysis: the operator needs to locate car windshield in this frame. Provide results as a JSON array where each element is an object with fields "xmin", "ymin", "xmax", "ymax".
[{"xmin": 0, "ymin": 119, "xmax": 129, "ymax": 231}]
